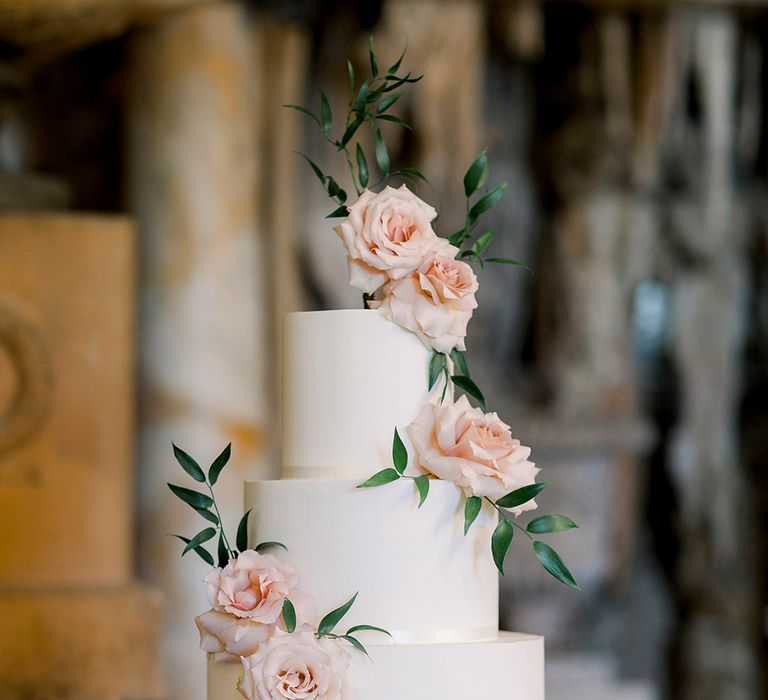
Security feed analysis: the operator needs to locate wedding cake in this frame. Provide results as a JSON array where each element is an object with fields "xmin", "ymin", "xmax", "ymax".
[
  {"xmin": 208, "ymin": 309, "xmax": 544, "ymax": 699},
  {"xmin": 166, "ymin": 40, "xmax": 579, "ymax": 700}
]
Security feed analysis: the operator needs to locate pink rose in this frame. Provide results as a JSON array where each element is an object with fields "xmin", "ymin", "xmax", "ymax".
[
  {"xmin": 196, "ymin": 589, "xmax": 317, "ymax": 662},
  {"xmin": 372, "ymin": 255, "xmax": 478, "ymax": 353},
  {"xmin": 334, "ymin": 184, "xmax": 456, "ymax": 293},
  {"xmin": 407, "ymin": 395, "xmax": 540, "ymax": 512},
  {"xmin": 205, "ymin": 550, "xmax": 300, "ymax": 624},
  {"xmin": 239, "ymin": 627, "xmax": 352, "ymax": 700}
]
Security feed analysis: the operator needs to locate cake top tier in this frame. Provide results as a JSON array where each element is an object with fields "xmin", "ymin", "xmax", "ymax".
[{"xmin": 282, "ymin": 309, "xmax": 432, "ymax": 478}]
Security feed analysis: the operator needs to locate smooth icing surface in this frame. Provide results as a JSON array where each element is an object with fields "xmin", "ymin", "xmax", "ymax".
[
  {"xmin": 281, "ymin": 310, "xmax": 432, "ymax": 478},
  {"xmin": 244, "ymin": 478, "xmax": 498, "ymax": 642},
  {"xmin": 208, "ymin": 632, "xmax": 544, "ymax": 700}
]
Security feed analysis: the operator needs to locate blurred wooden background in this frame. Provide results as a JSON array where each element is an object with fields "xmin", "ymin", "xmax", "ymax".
[{"xmin": 0, "ymin": 1, "xmax": 765, "ymax": 699}]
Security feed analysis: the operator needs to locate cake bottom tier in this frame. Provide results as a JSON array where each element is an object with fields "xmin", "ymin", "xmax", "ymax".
[{"xmin": 208, "ymin": 632, "xmax": 544, "ymax": 700}]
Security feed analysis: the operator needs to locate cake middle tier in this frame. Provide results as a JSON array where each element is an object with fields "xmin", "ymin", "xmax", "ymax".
[{"xmin": 245, "ymin": 478, "xmax": 499, "ymax": 642}]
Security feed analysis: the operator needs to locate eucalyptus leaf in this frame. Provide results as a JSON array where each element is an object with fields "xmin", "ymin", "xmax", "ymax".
[
  {"xmin": 194, "ymin": 506, "xmax": 219, "ymax": 525},
  {"xmin": 217, "ymin": 531, "xmax": 228, "ymax": 568},
  {"xmin": 472, "ymin": 230, "xmax": 495, "ymax": 255},
  {"xmin": 450, "ymin": 348, "xmax": 469, "ymax": 377},
  {"xmin": 374, "ymin": 130, "xmax": 390, "ymax": 177},
  {"xmin": 342, "ymin": 635, "xmax": 368, "ymax": 657},
  {"xmin": 450, "ymin": 374, "xmax": 486, "ymax": 411},
  {"xmin": 168, "ymin": 483, "xmax": 214, "ymax": 510},
  {"xmin": 356, "ymin": 144, "xmax": 369, "ymax": 189},
  {"xmin": 496, "ymin": 482, "xmax": 548, "ymax": 509},
  {"xmin": 448, "ymin": 229, "xmax": 466, "ymax": 247},
  {"xmin": 368, "ymin": 36, "xmax": 378, "ymax": 78},
  {"xmin": 255, "ymin": 541, "xmax": 287, "ymax": 554},
  {"xmin": 341, "ymin": 116, "xmax": 364, "ymax": 147},
  {"xmin": 171, "ymin": 534, "xmax": 214, "ymax": 566},
  {"xmin": 357, "ymin": 468, "xmax": 400, "ymax": 488},
  {"xmin": 326, "ymin": 177, "xmax": 347, "ymax": 204},
  {"xmin": 208, "ymin": 442, "xmax": 231, "ymax": 486},
  {"xmin": 533, "ymin": 541, "xmax": 581, "ymax": 589},
  {"xmin": 182, "ymin": 527, "xmax": 216, "ymax": 556},
  {"xmin": 386, "ymin": 46, "xmax": 406, "ymax": 75},
  {"xmin": 485, "ymin": 257, "xmax": 532, "ymax": 273},
  {"xmin": 491, "ymin": 518, "xmax": 514, "ymax": 574},
  {"xmin": 282, "ymin": 599, "xmax": 297, "ymax": 633},
  {"xmin": 375, "ymin": 114, "xmax": 412, "ymax": 129},
  {"xmin": 464, "ymin": 495, "xmax": 482, "ymax": 534},
  {"xmin": 354, "ymin": 82, "xmax": 369, "ymax": 116},
  {"xmin": 319, "ymin": 89, "xmax": 332, "ymax": 133},
  {"xmin": 526, "ymin": 514, "xmax": 578, "ymax": 534},
  {"xmin": 381, "ymin": 73, "xmax": 422, "ymax": 91},
  {"xmin": 326, "ymin": 206, "xmax": 349, "ymax": 219},
  {"xmin": 414, "ymin": 474, "xmax": 430, "ymax": 508},
  {"xmin": 318, "ymin": 593, "xmax": 358, "ymax": 635},
  {"xmin": 468, "ymin": 183, "xmax": 509, "ymax": 224},
  {"xmin": 392, "ymin": 428, "xmax": 408, "ymax": 474},
  {"xmin": 463, "ymin": 149, "xmax": 488, "ymax": 197},
  {"xmin": 297, "ymin": 152, "xmax": 326, "ymax": 185},
  {"xmin": 236, "ymin": 509, "xmax": 251, "ymax": 552},
  {"xmin": 282, "ymin": 104, "xmax": 321, "ymax": 127},
  {"xmin": 377, "ymin": 91, "xmax": 404, "ymax": 114},
  {"xmin": 172, "ymin": 443, "xmax": 205, "ymax": 483},
  {"xmin": 346, "ymin": 624, "xmax": 393, "ymax": 638},
  {"xmin": 428, "ymin": 352, "xmax": 446, "ymax": 390}
]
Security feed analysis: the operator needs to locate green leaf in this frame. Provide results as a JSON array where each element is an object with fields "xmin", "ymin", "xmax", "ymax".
[
  {"xmin": 533, "ymin": 541, "xmax": 580, "ymax": 590},
  {"xmin": 464, "ymin": 495, "xmax": 482, "ymax": 534},
  {"xmin": 194, "ymin": 506, "xmax": 219, "ymax": 525},
  {"xmin": 346, "ymin": 624, "xmax": 393, "ymax": 638},
  {"xmin": 357, "ymin": 468, "xmax": 400, "ymax": 488},
  {"xmin": 236, "ymin": 509, "xmax": 251, "ymax": 552},
  {"xmin": 448, "ymin": 229, "xmax": 466, "ymax": 247},
  {"xmin": 368, "ymin": 36, "xmax": 378, "ymax": 78},
  {"xmin": 282, "ymin": 599, "xmax": 297, "ymax": 633},
  {"xmin": 341, "ymin": 117, "xmax": 364, "ymax": 148},
  {"xmin": 469, "ymin": 183, "xmax": 509, "ymax": 224},
  {"xmin": 254, "ymin": 541, "xmax": 287, "ymax": 554},
  {"xmin": 382, "ymin": 72, "xmax": 422, "ymax": 92},
  {"xmin": 496, "ymin": 482, "xmax": 548, "ymax": 509},
  {"xmin": 377, "ymin": 91, "xmax": 404, "ymax": 114},
  {"xmin": 450, "ymin": 348, "xmax": 469, "ymax": 377},
  {"xmin": 375, "ymin": 114, "xmax": 412, "ymax": 129},
  {"xmin": 172, "ymin": 444, "xmax": 205, "ymax": 482},
  {"xmin": 297, "ymin": 152, "xmax": 326, "ymax": 185},
  {"xmin": 342, "ymin": 635, "xmax": 368, "ymax": 657},
  {"xmin": 208, "ymin": 442, "xmax": 231, "ymax": 486},
  {"xmin": 319, "ymin": 89, "xmax": 332, "ymax": 133},
  {"xmin": 326, "ymin": 206, "xmax": 349, "ymax": 219},
  {"xmin": 491, "ymin": 519, "xmax": 514, "ymax": 574},
  {"xmin": 326, "ymin": 177, "xmax": 347, "ymax": 204},
  {"xmin": 375, "ymin": 130, "xmax": 390, "ymax": 177},
  {"xmin": 171, "ymin": 534, "xmax": 214, "ymax": 566},
  {"xmin": 429, "ymin": 352, "xmax": 447, "ymax": 390},
  {"xmin": 485, "ymin": 257, "xmax": 532, "ymax": 273},
  {"xmin": 347, "ymin": 59, "xmax": 355, "ymax": 91},
  {"xmin": 217, "ymin": 531, "xmax": 228, "ymax": 567},
  {"xmin": 182, "ymin": 527, "xmax": 216, "ymax": 556},
  {"xmin": 398, "ymin": 166, "xmax": 428, "ymax": 182},
  {"xmin": 472, "ymin": 230, "xmax": 495, "ymax": 255},
  {"xmin": 414, "ymin": 474, "xmax": 430, "ymax": 508},
  {"xmin": 450, "ymin": 375, "xmax": 486, "ymax": 411},
  {"xmin": 318, "ymin": 592, "xmax": 358, "ymax": 635},
  {"xmin": 282, "ymin": 104, "xmax": 321, "ymax": 127},
  {"xmin": 168, "ymin": 483, "xmax": 213, "ymax": 509},
  {"xmin": 356, "ymin": 143, "xmax": 369, "ymax": 189},
  {"xmin": 386, "ymin": 46, "xmax": 406, "ymax": 75},
  {"xmin": 463, "ymin": 149, "xmax": 488, "ymax": 197},
  {"xmin": 526, "ymin": 514, "xmax": 578, "ymax": 534},
  {"xmin": 353, "ymin": 82, "xmax": 369, "ymax": 116},
  {"xmin": 392, "ymin": 428, "xmax": 408, "ymax": 474}
]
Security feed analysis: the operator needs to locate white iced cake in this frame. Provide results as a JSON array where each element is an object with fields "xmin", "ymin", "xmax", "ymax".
[{"xmin": 207, "ymin": 310, "xmax": 544, "ymax": 700}]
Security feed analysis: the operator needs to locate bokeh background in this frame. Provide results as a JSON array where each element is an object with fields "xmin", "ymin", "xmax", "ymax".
[{"xmin": 0, "ymin": 1, "xmax": 766, "ymax": 699}]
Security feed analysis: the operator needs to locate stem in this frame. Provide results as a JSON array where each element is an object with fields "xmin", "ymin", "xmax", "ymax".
[
  {"xmin": 484, "ymin": 497, "xmax": 534, "ymax": 541},
  {"xmin": 207, "ymin": 482, "xmax": 235, "ymax": 556},
  {"xmin": 342, "ymin": 144, "xmax": 361, "ymax": 196},
  {"xmin": 363, "ymin": 293, "xmax": 371, "ymax": 309}
]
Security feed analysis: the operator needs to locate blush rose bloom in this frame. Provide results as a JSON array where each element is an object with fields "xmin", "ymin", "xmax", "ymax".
[
  {"xmin": 334, "ymin": 184, "xmax": 456, "ymax": 293},
  {"xmin": 196, "ymin": 589, "xmax": 316, "ymax": 662},
  {"xmin": 204, "ymin": 550, "xmax": 301, "ymax": 624},
  {"xmin": 372, "ymin": 255, "xmax": 478, "ymax": 353},
  {"xmin": 239, "ymin": 627, "xmax": 352, "ymax": 700},
  {"xmin": 408, "ymin": 395, "xmax": 540, "ymax": 512}
]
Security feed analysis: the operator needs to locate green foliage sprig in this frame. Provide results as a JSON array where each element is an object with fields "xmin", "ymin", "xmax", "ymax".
[
  {"xmin": 358, "ymin": 430, "xmax": 580, "ymax": 590},
  {"xmin": 314, "ymin": 593, "xmax": 392, "ymax": 657},
  {"xmin": 168, "ymin": 443, "xmax": 285, "ymax": 568},
  {"xmin": 285, "ymin": 38, "xmax": 427, "ymax": 218}
]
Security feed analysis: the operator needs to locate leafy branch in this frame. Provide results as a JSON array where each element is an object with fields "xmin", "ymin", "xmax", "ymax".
[{"xmin": 314, "ymin": 593, "xmax": 391, "ymax": 657}]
